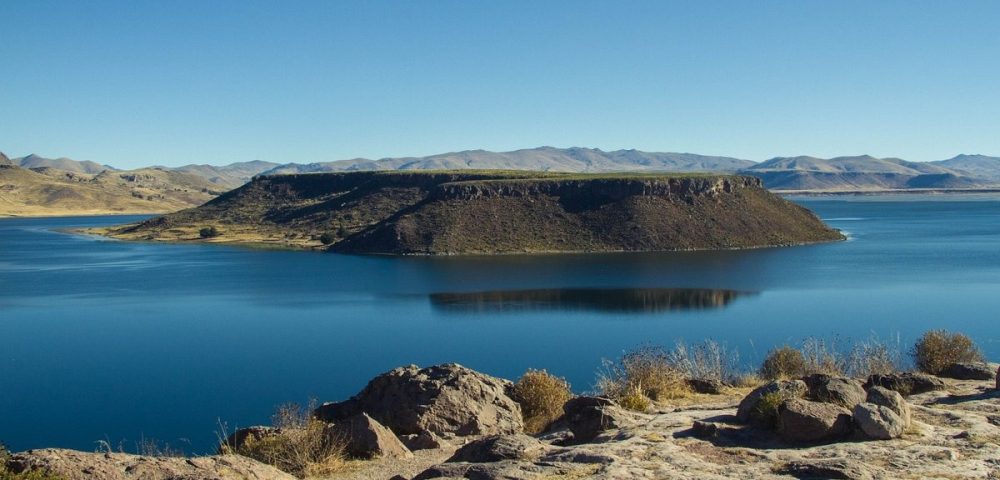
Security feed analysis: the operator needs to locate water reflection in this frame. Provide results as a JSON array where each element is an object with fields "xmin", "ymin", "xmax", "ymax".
[{"xmin": 429, "ymin": 288, "xmax": 755, "ymax": 314}]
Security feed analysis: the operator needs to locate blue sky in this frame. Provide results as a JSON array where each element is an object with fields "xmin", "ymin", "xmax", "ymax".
[{"xmin": 2, "ymin": 0, "xmax": 999, "ymax": 168}]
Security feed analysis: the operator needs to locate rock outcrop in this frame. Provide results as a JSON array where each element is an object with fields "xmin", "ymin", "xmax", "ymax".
[
  {"xmin": 736, "ymin": 380, "xmax": 807, "ymax": 425},
  {"xmin": 776, "ymin": 398, "xmax": 853, "ymax": 442},
  {"xmin": 853, "ymin": 403, "xmax": 906, "ymax": 440},
  {"xmin": 562, "ymin": 397, "xmax": 636, "ymax": 443},
  {"xmin": 446, "ymin": 434, "xmax": 546, "ymax": 463},
  {"xmin": 865, "ymin": 386, "xmax": 911, "ymax": 429},
  {"xmin": 5, "ymin": 449, "xmax": 294, "ymax": 480},
  {"xmin": 329, "ymin": 413, "xmax": 413, "ymax": 459},
  {"xmin": 864, "ymin": 372, "xmax": 946, "ymax": 396},
  {"xmin": 804, "ymin": 374, "xmax": 866, "ymax": 409},
  {"xmin": 314, "ymin": 363, "xmax": 523, "ymax": 437},
  {"xmin": 939, "ymin": 362, "xmax": 995, "ymax": 381}
]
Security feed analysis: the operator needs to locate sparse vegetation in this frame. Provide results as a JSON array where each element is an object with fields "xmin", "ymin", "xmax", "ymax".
[
  {"xmin": 751, "ymin": 391, "xmax": 787, "ymax": 428},
  {"xmin": 800, "ymin": 337, "xmax": 846, "ymax": 376},
  {"xmin": 219, "ymin": 402, "xmax": 346, "ymax": 478},
  {"xmin": 199, "ymin": 226, "xmax": 220, "ymax": 238},
  {"xmin": 511, "ymin": 369, "xmax": 573, "ymax": 434},
  {"xmin": 597, "ymin": 345, "xmax": 691, "ymax": 410},
  {"xmin": 319, "ymin": 232, "xmax": 335, "ymax": 245},
  {"xmin": 759, "ymin": 346, "xmax": 807, "ymax": 380},
  {"xmin": 846, "ymin": 335, "xmax": 903, "ymax": 378},
  {"xmin": 0, "ymin": 443, "xmax": 65, "ymax": 480},
  {"xmin": 665, "ymin": 339, "xmax": 741, "ymax": 383},
  {"xmin": 912, "ymin": 330, "xmax": 984, "ymax": 375}
]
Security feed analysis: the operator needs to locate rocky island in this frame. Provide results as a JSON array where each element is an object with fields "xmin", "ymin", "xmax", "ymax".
[{"xmin": 94, "ymin": 171, "xmax": 844, "ymax": 254}]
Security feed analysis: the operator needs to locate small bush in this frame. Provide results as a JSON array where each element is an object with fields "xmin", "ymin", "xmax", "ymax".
[
  {"xmin": 759, "ymin": 346, "xmax": 806, "ymax": 380},
  {"xmin": 911, "ymin": 330, "xmax": 984, "ymax": 375},
  {"xmin": 800, "ymin": 337, "xmax": 845, "ymax": 376},
  {"xmin": 199, "ymin": 226, "xmax": 220, "ymax": 238},
  {"xmin": 752, "ymin": 391, "xmax": 787, "ymax": 428},
  {"xmin": 617, "ymin": 385, "xmax": 652, "ymax": 412},
  {"xmin": 597, "ymin": 345, "xmax": 691, "ymax": 409},
  {"xmin": 221, "ymin": 402, "xmax": 345, "ymax": 478},
  {"xmin": 846, "ymin": 335, "xmax": 902, "ymax": 378},
  {"xmin": 512, "ymin": 369, "xmax": 572, "ymax": 434},
  {"xmin": 665, "ymin": 339, "xmax": 741, "ymax": 384},
  {"xmin": 319, "ymin": 232, "xmax": 335, "ymax": 245}
]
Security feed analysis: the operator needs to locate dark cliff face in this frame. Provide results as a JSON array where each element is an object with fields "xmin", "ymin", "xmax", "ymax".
[{"xmin": 115, "ymin": 171, "xmax": 843, "ymax": 255}]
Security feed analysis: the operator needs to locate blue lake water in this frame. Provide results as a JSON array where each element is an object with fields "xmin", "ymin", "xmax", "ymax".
[{"xmin": 2, "ymin": 196, "xmax": 999, "ymax": 453}]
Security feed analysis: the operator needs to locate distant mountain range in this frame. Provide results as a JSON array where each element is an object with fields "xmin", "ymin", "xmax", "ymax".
[{"xmin": 3, "ymin": 147, "xmax": 1000, "ymax": 215}]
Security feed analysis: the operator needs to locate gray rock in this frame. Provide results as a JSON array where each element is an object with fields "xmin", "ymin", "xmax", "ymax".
[
  {"xmin": 777, "ymin": 398, "xmax": 853, "ymax": 443},
  {"xmin": 864, "ymin": 372, "xmax": 946, "ymax": 396},
  {"xmin": 804, "ymin": 374, "xmax": 866, "ymax": 409},
  {"xmin": 853, "ymin": 403, "xmax": 906, "ymax": 440},
  {"xmin": 314, "ymin": 363, "xmax": 523, "ymax": 437},
  {"xmin": 691, "ymin": 420, "xmax": 720, "ymax": 438},
  {"xmin": 562, "ymin": 396, "xmax": 634, "ymax": 443},
  {"xmin": 218, "ymin": 425, "xmax": 278, "ymax": 454},
  {"xmin": 939, "ymin": 362, "xmax": 995, "ymax": 381},
  {"xmin": 400, "ymin": 430, "xmax": 444, "ymax": 451},
  {"xmin": 775, "ymin": 458, "xmax": 878, "ymax": 480},
  {"xmin": 5, "ymin": 448, "xmax": 295, "ymax": 480},
  {"xmin": 736, "ymin": 380, "xmax": 808, "ymax": 425},
  {"xmin": 328, "ymin": 413, "xmax": 412, "ymax": 459},
  {"xmin": 866, "ymin": 386, "xmax": 911, "ymax": 428},
  {"xmin": 447, "ymin": 434, "xmax": 546, "ymax": 463},
  {"xmin": 414, "ymin": 460, "xmax": 562, "ymax": 480},
  {"xmin": 687, "ymin": 378, "xmax": 726, "ymax": 394}
]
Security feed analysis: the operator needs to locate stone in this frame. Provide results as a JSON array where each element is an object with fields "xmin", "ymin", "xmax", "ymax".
[
  {"xmin": 804, "ymin": 374, "xmax": 866, "ymax": 409},
  {"xmin": 329, "ymin": 413, "xmax": 412, "ymax": 459},
  {"xmin": 217, "ymin": 426, "xmax": 277, "ymax": 454},
  {"xmin": 776, "ymin": 398, "xmax": 853, "ymax": 443},
  {"xmin": 446, "ymin": 434, "xmax": 546, "ymax": 463},
  {"xmin": 736, "ymin": 380, "xmax": 807, "ymax": 425},
  {"xmin": 865, "ymin": 386, "xmax": 911, "ymax": 428},
  {"xmin": 996, "ymin": 365, "xmax": 1000, "ymax": 390},
  {"xmin": 691, "ymin": 420, "xmax": 720, "ymax": 438},
  {"xmin": 413, "ymin": 460, "xmax": 551, "ymax": 480},
  {"xmin": 864, "ymin": 373, "xmax": 946, "ymax": 396},
  {"xmin": 562, "ymin": 396, "xmax": 634, "ymax": 443},
  {"xmin": 687, "ymin": 378, "xmax": 726, "ymax": 394},
  {"xmin": 314, "ymin": 363, "xmax": 523, "ymax": 437},
  {"xmin": 774, "ymin": 458, "xmax": 878, "ymax": 480},
  {"xmin": 400, "ymin": 430, "xmax": 444, "ymax": 451},
  {"xmin": 853, "ymin": 403, "xmax": 906, "ymax": 440},
  {"xmin": 939, "ymin": 362, "xmax": 995, "ymax": 381},
  {"xmin": 5, "ymin": 448, "xmax": 295, "ymax": 480}
]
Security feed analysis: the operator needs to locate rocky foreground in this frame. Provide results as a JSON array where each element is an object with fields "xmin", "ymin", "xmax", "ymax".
[{"xmin": 6, "ymin": 363, "xmax": 1000, "ymax": 480}]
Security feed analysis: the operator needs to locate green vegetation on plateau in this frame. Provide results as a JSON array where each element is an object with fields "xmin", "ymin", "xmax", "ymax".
[{"xmin": 99, "ymin": 170, "xmax": 845, "ymax": 255}]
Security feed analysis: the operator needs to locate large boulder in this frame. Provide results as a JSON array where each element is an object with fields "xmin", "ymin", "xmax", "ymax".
[
  {"xmin": 314, "ymin": 364, "xmax": 523, "ymax": 437},
  {"xmin": 446, "ymin": 434, "xmax": 546, "ymax": 463},
  {"xmin": 939, "ymin": 362, "xmax": 995, "ymax": 381},
  {"xmin": 562, "ymin": 396, "xmax": 635, "ymax": 443},
  {"xmin": 853, "ymin": 403, "xmax": 906, "ymax": 440},
  {"xmin": 804, "ymin": 374, "xmax": 866, "ymax": 409},
  {"xmin": 774, "ymin": 459, "xmax": 879, "ymax": 480},
  {"xmin": 329, "ymin": 413, "xmax": 412, "ymax": 459},
  {"xmin": 776, "ymin": 398, "xmax": 853, "ymax": 443},
  {"xmin": 686, "ymin": 378, "xmax": 726, "ymax": 395},
  {"xmin": 736, "ymin": 380, "xmax": 807, "ymax": 426},
  {"xmin": 5, "ymin": 448, "xmax": 294, "ymax": 480},
  {"xmin": 864, "ymin": 373, "xmax": 946, "ymax": 396},
  {"xmin": 865, "ymin": 386, "xmax": 911, "ymax": 429}
]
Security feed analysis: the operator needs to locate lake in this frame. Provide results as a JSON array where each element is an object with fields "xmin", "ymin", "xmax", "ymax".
[{"xmin": 2, "ymin": 195, "xmax": 999, "ymax": 454}]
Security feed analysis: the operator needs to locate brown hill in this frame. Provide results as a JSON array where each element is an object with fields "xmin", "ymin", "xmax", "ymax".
[{"xmin": 101, "ymin": 171, "xmax": 844, "ymax": 254}]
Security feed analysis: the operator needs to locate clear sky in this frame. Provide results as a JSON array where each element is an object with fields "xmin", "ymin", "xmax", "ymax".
[{"xmin": 2, "ymin": 0, "xmax": 999, "ymax": 168}]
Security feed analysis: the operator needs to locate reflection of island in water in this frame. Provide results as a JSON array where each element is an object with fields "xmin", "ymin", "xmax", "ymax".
[{"xmin": 429, "ymin": 288, "xmax": 755, "ymax": 314}]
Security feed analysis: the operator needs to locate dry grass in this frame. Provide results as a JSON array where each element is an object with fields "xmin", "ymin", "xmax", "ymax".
[
  {"xmin": 759, "ymin": 346, "xmax": 806, "ymax": 380},
  {"xmin": 751, "ymin": 391, "xmax": 787, "ymax": 428},
  {"xmin": 800, "ymin": 337, "xmax": 846, "ymax": 376},
  {"xmin": 219, "ymin": 402, "xmax": 346, "ymax": 479},
  {"xmin": 0, "ymin": 444, "xmax": 65, "ymax": 480},
  {"xmin": 846, "ymin": 335, "xmax": 903, "ymax": 378},
  {"xmin": 512, "ymin": 369, "xmax": 573, "ymax": 434},
  {"xmin": 665, "ymin": 339, "xmax": 741, "ymax": 383},
  {"xmin": 911, "ymin": 330, "xmax": 984, "ymax": 375},
  {"xmin": 597, "ymin": 345, "xmax": 692, "ymax": 410}
]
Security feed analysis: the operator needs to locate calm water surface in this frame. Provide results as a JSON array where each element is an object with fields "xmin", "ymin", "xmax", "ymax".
[{"xmin": 2, "ymin": 196, "xmax": 999, "ymax": 452}]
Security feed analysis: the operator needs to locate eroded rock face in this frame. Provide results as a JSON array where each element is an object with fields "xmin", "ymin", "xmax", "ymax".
[
  {"xmin": 5, "ymin": 449, "xmax": 294, "ymax": 480},
  {"xmin": 804, "ymin": 374, "xmax": 866, "ymax": 409},
  {"xmin": 314, "ymin": 363, "xmax": 523, "ymax": 437},
  {"xmin": 939, "ymin": 363, "xmax": 995, "ymax": 381},
  {"xmin": 562, "ymin": 396, "xmax": 635, "ymax": 443},
  {"xmin": 853, "ymin": 403, "xmax": 905, "ymax": 440},
  {"xmin": 446, "ymin": 434, "xmax": 546, "ymax": 463},
  {"xmin": 329, "ymin": 413, "xmax": 412, "ymax": 459},
  {"xmin": 864, "ymin": 373, "xmax": 946, "ymax": 396},
  {"xmin": 736, "ymin": 380, "xmax": 807, "ymax": 425},
  {"xmin": 865, "ymin": 386, "xmax": 911, "ymax": 428},
  {"xmin": 777, "ymin": 398, "xmax": 853, "ymax": 443}
]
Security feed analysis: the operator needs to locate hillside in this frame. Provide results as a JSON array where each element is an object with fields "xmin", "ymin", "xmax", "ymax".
[
  {"xmin": 931, "ymin": 154, "xmax": 1000, "ymax": 180},
  {"xmin": 262, "ymin": 147, "xmax": 755, "ymax": 175},
  {"xmin": 742, "ymin": 155, "xmax": 990, "ymax": 191},
  {"xmin": 100, "ymin": 170, "xmax": 844, "ymax": 254},
  {"xmin": 12, "ymin": 153, "xmax": 113, "ymax": 174},
  {"xmin": 0, "ymin": 161, "xmax": 224, "ymax": 217},
  {"xmin": 166, "ymin": 160, "xmax": 280, "ymax": 188}
]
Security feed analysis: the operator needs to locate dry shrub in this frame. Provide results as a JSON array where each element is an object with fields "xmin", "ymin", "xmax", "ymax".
[
  {"xmin": 846, "ymin": 335, "xmax": 902, "ymax": 378},
  {"xmin": 752, "ymin": 391, "xmax": 787, "ymax": 428},
  {"xmin": 731, "ymin": 372, "xmax": 766, "ymax": 389},
  {"xmin": 221, "ymin": 402, "xmax": 345, "ymax": 478},
  {"xmin": 665, "ymin": 339, "xmax": 741, "ymax": 383},
  {"xmin": 759, "ymin": 346, "xmax": 806, "ymax": 380},
  {"xmin": 800, "ymin": 337, "xmax": 846, "ymax": 376},
  {"xmin": 911, "ymin": 330, "xmax": 984, "ymax": 375},
  {"xmin": 512, "ymin": 369, "xmax": 573, "ymax": 434},
  {"xmin": 617, "ymin": 385, "xmax": 652, "ymax": 412},
  {"xmin": 597, "ymin": 345, "xmax": 691, "ymax": 409}
]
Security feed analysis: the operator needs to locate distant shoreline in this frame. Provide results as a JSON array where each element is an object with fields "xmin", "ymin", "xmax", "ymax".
[{"xmin": 776, "ymin": 188, "xmax": 1000, "ymax": 196}]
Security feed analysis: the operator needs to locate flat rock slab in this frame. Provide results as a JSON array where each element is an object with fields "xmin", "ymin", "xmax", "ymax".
[{"xmin": 5, "ymin": 449, "xmax": 295, "ymax": 480}]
